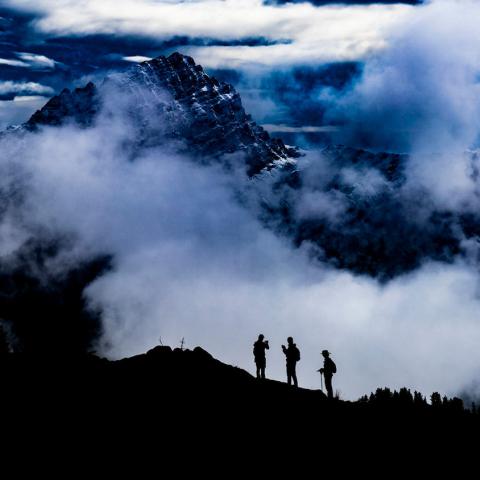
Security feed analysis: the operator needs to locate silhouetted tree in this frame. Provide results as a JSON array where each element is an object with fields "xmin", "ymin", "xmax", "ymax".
[
  {"xmin": 373, "ymin": 387, "xmax": 393, "ymax": 404},
  {"xmin": 398, "ymin": 387, "xmax": 414, "ymax": 405},
  {"xmin": 431, "ymin": 392, "xmax": 442, "ymax": 407},
  {"xmin": 447, "ymin": 397, "xmax": 464, "ymax": 413},
  {"xmin": 414, "ymin": 391, "xmax": 426, "ymax": 406}
]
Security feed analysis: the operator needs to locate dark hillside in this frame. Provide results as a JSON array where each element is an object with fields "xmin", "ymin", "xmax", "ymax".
[{"xmin": 0, "ymin": 345, "xmax": 477, "ymax": 440}]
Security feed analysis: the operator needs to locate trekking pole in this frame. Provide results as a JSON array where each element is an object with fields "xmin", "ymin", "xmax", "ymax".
[{"xmin": 317, "ymin": 369, "xmax": 323, "ymax": 392}]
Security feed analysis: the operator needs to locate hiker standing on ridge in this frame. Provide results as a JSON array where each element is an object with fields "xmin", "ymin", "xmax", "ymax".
[
  {"xmin": 318, "ymin": 350, "xmax": 336, "ymax": 399},
  {"xmin": 282, "ymin": 337, "xmax": 300, "ymax": 387},
  {"xmin": 253, "ymin": 334, "xmax": 269, "ymax": 379}
]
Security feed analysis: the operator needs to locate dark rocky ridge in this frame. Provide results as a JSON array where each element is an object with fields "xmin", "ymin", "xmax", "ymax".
[
  {"xmin": 320, "ymin": 144, "xmax": 407, "ymax": 183},
  {"xmin": 26, "ymin": 81, "xmax": 99, "ymax": 128},
  {"xmin": 0, "ymin": 345, "xmax": 477, "ymax": 442}
]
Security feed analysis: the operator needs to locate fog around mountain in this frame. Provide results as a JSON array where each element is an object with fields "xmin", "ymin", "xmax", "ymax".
[{"xmin": 1, "ymin": 1, "xmax": 480, "ymax": 402}]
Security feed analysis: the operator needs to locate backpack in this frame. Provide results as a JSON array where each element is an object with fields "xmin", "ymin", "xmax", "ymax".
[
  {"xmin": 294, "ymin": 346, "xmax": 301, "ymax": 362},
  {"xmin": 253, "ymin": 342, "xmax": 263, "ymax": 358},
  {"xmin": 330, "ymin": 359, "xmax": 337, "ymax": 374}
]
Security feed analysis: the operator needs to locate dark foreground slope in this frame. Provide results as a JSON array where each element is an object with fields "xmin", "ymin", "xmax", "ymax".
[{"xmin": 0, "ymin": 345, "xmax": 477, "ymax": 441}]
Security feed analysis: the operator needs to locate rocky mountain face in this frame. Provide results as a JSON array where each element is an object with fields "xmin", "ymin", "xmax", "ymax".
[
  {"xmin": 25, "ymin": 52, "xmax": 299, "ymax": 175},
  {"xmin": 26, "ymin": 81, "xmax": 99, "ymax": 129}
]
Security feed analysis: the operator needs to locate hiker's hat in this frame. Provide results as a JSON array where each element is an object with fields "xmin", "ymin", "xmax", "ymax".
[{"xmin": 321, "ymin": 350, "xmax": 330, "ymax": 355}]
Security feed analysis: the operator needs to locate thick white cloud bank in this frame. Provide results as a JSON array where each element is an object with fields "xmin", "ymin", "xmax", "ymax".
[
  {"xmin": 4, "ymin": 0, "xmax": 414, "ymax": 66},
  {"xmin": 2, "ymin": 106, "xmax": 480, "ymax": 399},
  {"xmin": 320, "ymin": 0, "xmax": 480, "ymax": 210}
]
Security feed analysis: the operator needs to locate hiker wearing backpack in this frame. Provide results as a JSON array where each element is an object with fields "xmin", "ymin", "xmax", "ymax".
[
  {"xmin": 253, "ymin": 334, "xmax": 269, "ymax": 379},
  {"xmin": 319, "ymin": 350, "xmax": 336, "ymax": 399},
  {"xmin": 282, "ymin": 337, "xmax": 300, "ymax": 387}
]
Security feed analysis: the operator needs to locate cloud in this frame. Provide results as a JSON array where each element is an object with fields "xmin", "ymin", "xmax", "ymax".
[
  {"xmin": 323, "ymin": 1, "xmax": 480, "ymax": 147},
  {"xmin": 311, "ymin": 0, "xmax": 480, "ymax": 214},
  {"xmin": 0, "ymin": 57, "xmax": 29, "ymax": 67},
  {"xmin": 0, "ymin": 80, "xmax": 54, "ymax": 96},
  {"xmin": 4, "ymin": 0, "xmax": 416, "ymax": 67},
  {"xmin": 1, "ymin": 0, "xmax": 480, "ymax": 402},
  {"xmin": 16, "ymin": 52, "xmax": 56, "ymax": 69},
  {"xmin": 0, "ymin": 95, "xmax": 50, "ymax": 129},
  {"xmin": 123, "ymin": 55, "xmax": 152, "ymax": 63},
  {"xmin": 0, "ymin": 53, "xmax": 56, "ymax": 69},
  {"xmin": 1, "ymin": 79, "xmax": 480, "ymax": 401},
  {"xmin": 219, "ymin": 62, "xmax": 361, "ymax": 147},
  {"xmin": 264, "ymin": 0, "xmax": 423, "ymax": 5},
  {"xmin": 0, "ymin": 0, "xmax": 421, "ymax": 128},
  {"xmin": 262, "ymin": 124, "xmax": 340, "ymax": 133}
]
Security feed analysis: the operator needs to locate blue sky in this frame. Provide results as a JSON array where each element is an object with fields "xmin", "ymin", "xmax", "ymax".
[{"xmin": 0, "ymin": 0, "xmax": 425, "ymax": 130}]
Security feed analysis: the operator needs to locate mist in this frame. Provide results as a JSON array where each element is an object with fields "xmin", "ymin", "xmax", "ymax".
[
  {"xmin": 1, "ymin": 0, "xmax": 480, "ymax": 400},
  {"xmin": 0, "ymin": 71, "xmax": 479, "ymax": 400}
]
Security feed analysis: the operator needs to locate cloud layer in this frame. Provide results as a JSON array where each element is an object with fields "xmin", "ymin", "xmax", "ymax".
[
  {"xmin": 0, "ymin": 0, "xmax": 425, "ymax": 128},
  {"xmin": 4, "ymin": 0, "xmax": 414, "ymax": 67},
  {"xmin": 1, "ymin": 0, "xmax": 480, "ymax": 401},
  {"xmin": 0, "ymin": 80, "xmax": 53, "ymax": 96},
  {"xmin": 0, "ymin": 74, "xmax": 480, "ymax": 399}
]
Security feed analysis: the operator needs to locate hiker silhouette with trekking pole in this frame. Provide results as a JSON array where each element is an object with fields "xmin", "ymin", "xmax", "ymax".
[
  {"xmin": 317, "ymin": 350, "xmax": 336, "ymax": 399},
  {"xmin": 253, "ymin": 334, "xmax": 269, "ymax": 379}
]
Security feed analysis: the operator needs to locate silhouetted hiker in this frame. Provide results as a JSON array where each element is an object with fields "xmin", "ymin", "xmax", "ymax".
[
  {"xmin": 253, "ymin": 334, "xmax": 269, "ymax": 379},
  {"xmin": 282, "ymin": 337, "xmax": 300, "ymax": 387},
  {"xmin": 319, "ymin": 350, "xmax": 336, "ymax": 399}
]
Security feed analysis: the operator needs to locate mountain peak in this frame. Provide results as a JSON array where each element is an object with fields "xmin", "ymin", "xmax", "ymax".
[
  {"xmin": 24, "ymin": 51, "xmax": 299, "ymax": 175},
  {"xmin": 166, "ymin": 51, "xmax": 196, "ymax": 64}
]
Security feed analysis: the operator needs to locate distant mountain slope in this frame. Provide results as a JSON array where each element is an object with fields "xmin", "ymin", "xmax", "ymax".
[{"xmin": 251, "ymin": 145, "xmax": 478, "ymax": 280}]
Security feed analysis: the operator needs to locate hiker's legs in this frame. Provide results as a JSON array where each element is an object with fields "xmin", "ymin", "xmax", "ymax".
[
  {"xmin": 256, "ymin": 359, "xmax": 266, "ymax": 379},
  {"xmin": 325, "ymin": 375, "xmax": 333, "ymax": 399},
  {"xmin": 287, "ymin": 364, "xmax": 297, "ymax": 386},
  {"xmin": 292, "ymin": 366, "xmax": 298, "ymax": 388},
  {"xmin": 257, "ymin": 359, "xmax": 266, "ymax": 379}
]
